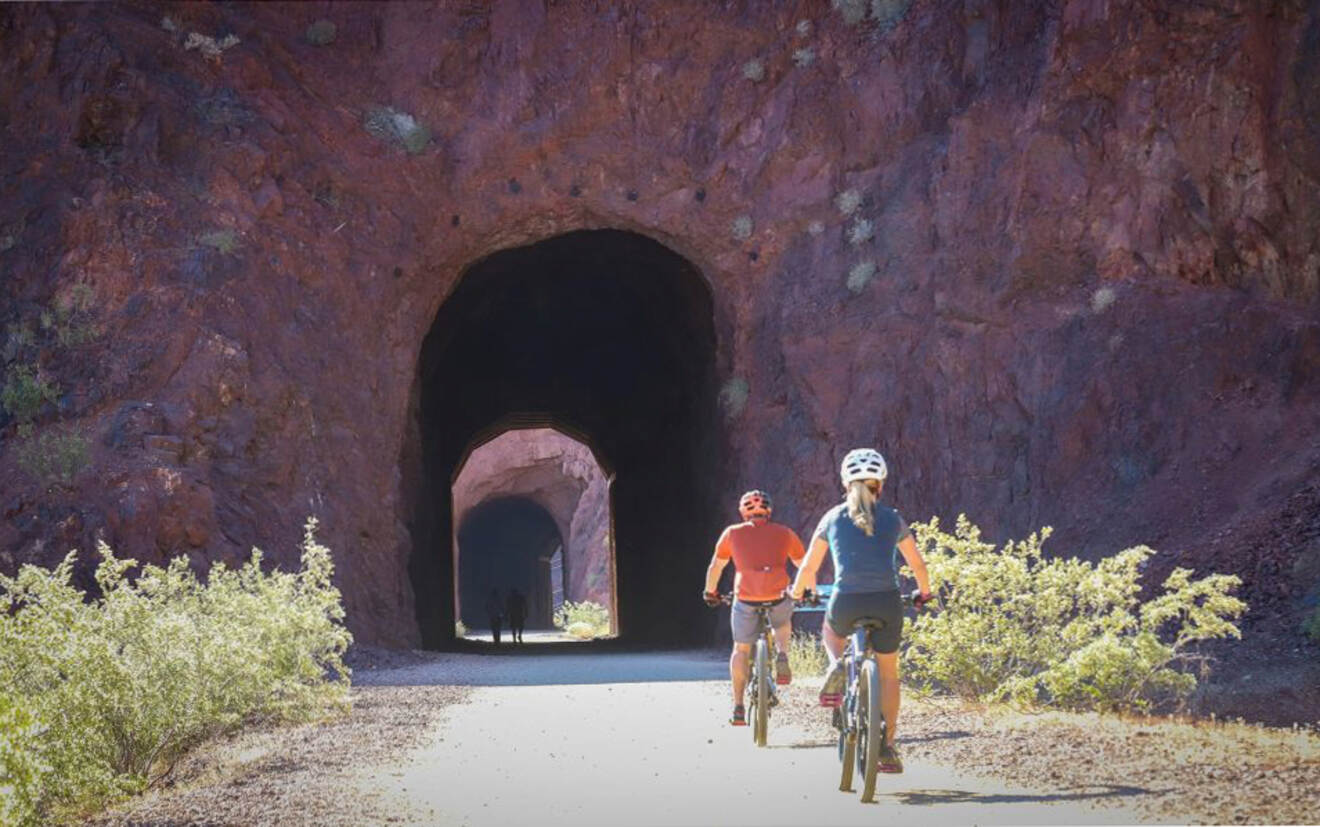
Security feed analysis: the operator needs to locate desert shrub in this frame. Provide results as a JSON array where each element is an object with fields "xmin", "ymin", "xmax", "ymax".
[
  {"xmin": 305, "ymin": 19, "xmax": 337, "ymax": 46},
  {"xmin": 15, "ymin": 427, "xmax": 90, "ymax": 486},
  {"xmin": 847, "ymin": 217, "xmax": 874, "ymax": 246},
  {"xmin": 554, "ymin": 601, "xmax": 610, "ymax": 639},
  {"xmin": 0, "ymin": 693, "xmax": 47, "ymax": 827},
  {"xmin": 787, "ymin": 631, "xmax": 829, "ymax": 679},
  {"xmin": 363, "ymin": 106, "xmax": 431, "ymax": 155},
  {"xmin": 1302, "ymin": 607, "xmax": 1320, "ymax": 643},
  {"xmin": 198, "ymin": 229, "xmax": 239, "ymax": 255},
  {"xmin": 0, "ymin": 519, "xmax": 351, "ymax": 822},
  {"xmin": 1, "ymin": 364, "xmax": 59, "ymax": 423},
  {"xmin": 902, "ymin": 515, "xmax": 1246, "ymax": 713},
  {"xmin": 730, "ymin": 215, "xmax": 753, "ymax": 241},
  {"xmin": 847, "ymin": 260, "xmax": 876, "ymax": 294}
]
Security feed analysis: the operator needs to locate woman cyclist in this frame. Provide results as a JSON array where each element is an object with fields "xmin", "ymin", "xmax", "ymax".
[{"xmin": 790, "ymin": 448, "xmax": 931, "ymax": 773}]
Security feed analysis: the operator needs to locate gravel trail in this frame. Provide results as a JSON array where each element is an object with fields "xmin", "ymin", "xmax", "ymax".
[{"xmin": 92, "ymin": 648, "xmax": 1319, "ymax": 826}]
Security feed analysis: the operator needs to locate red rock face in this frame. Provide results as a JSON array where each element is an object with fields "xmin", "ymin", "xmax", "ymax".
[
  {"xmin": 1, "ymin": 2, "xmax": 1318, "ymax": 656},
  {"xmin": 451, "ymin": 428, "xmax": 613, "ymax": 622}
]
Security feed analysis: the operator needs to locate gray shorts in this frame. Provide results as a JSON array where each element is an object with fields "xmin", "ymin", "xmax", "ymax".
[{"xmin": 731, "ymin": 597, "xmax": 793, "ymax": 645}]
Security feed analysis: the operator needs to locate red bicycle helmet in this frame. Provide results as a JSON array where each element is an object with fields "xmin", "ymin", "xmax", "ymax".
[{"xmin": 738, "ymin": 490, "xmax": 773, "ymax": 520}]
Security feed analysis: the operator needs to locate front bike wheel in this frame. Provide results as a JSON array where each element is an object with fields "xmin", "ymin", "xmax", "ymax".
[
  {"xmin": 858, "ymin": 659, "xmax": 884, "ymax": 803},
  {"xmin": 752, "ymin": 638, "xmax": 770, "ymax": 747}
]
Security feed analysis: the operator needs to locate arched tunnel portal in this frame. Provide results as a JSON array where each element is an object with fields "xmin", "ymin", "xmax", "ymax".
[
  {"xmin": 456, "ymin": 496, "xmax": 563, "ymax": 631},
  {"xmin": 407, "ymin": 230, "xmax": 726, "ymax": 648}
]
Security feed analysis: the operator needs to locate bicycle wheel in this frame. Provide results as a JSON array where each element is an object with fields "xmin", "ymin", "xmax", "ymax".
[
  {"xmin": 837, "ymin": 680, "xmax": 856, "ymax": 792},
  {"xmin": 858, "ymin": 659, "xmax": 884, "ymax": 803},
  {"xmin": 752, "ymin": 637, "xmax": 770, "ymax": 747}
]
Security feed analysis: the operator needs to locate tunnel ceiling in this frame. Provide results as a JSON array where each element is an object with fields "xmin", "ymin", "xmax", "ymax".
[{"xmin": 409, "ymin": 230, "xmax": 724, "ymax": 647}]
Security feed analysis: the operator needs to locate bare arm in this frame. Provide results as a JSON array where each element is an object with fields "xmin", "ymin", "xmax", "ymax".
[
  {"xmin": 897, "ymin": 534, "xmax": 931, "ymax": 597},
  {"xmin": 704, "ymin": 554, "xmax": 730, "ymax": 595},
  {"xmin": 790, "ymin": 536, "xmax": 830, "ymax": 599}
]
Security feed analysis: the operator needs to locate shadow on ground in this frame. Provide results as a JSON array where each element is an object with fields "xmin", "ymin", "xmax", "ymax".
[
  {"xmin": 350, "ymin": 647, "xmax": 729, "ymax": 687},
  {"xmin": 885, "ymin": 784, "xmax": 1165, "ymax": 807}
]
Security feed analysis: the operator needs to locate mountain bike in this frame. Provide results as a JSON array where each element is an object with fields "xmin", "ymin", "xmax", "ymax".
[
  {"xmin": 833, "ymin": 591, "xmax": 932, "ymax": 802},
  {"xmin": 713, "ymin": 592, "xmax": 817, "ymax": 747}
]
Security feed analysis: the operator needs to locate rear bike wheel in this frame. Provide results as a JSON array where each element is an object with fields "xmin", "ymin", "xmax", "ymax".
[
  {"xmin": 753, "ymin": 637, "xmax": 770, "ymax": 747},
  {"xmin": 858, "ymin": 658, "xmax": 884, "ymax": 803}
]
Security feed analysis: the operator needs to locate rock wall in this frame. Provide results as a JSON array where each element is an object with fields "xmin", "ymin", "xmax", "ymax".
[{"xmin": 1, "ymin": 1, "xmax": 1318, "ymax": 648}]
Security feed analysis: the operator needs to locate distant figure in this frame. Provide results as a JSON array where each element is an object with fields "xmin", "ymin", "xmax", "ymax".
[
  {"xmin": 485, "ymin": 587, "xmax": 504, "ymax": 644},
  {"xmin": 506, "ymin": 588, "xmax": 528, "ymax": 643}
]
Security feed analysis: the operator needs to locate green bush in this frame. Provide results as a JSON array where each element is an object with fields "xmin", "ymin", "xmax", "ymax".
[
  {"xmin": 1, "ymin": 364, "xmax": 59, "ymax": 423},
  {"xmin": 15, "ymin": 427, "xmax": 90, "ymax": 486},
  {"xmin": 0, "ymin": 518, "xmax": 351, "ymax": 822},
  {"xmin": 902, "ymin": 515, "xmax": 1246, "ymax": 713},
  {"xmin": 553, "ymin": 600, "xmax": 610, "ymax": 639},
  {"xmin": 0, "ymin": 693, "xmax": 47, "ymax": 827}
]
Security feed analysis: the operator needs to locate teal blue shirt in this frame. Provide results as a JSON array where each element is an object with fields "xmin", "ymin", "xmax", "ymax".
[{"xmin": 812, "ymin": 502, "xmax": 909, "ymax": 594}]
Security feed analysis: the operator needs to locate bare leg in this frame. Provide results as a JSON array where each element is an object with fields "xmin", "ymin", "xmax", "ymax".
[
  {"xmin": 730, "ymin": 643, "xmax": 751, "ymax": 705},
  {"xmin": 876, "ymin": 650, "xmax": 900, "ymax": 744},
  {"xmin": 822, "ymin": 619, "xmax": 846, "ymax": 664},
  {"xmin": 772, "ymin": 623, "xmax": 792, "ymax": 657}
]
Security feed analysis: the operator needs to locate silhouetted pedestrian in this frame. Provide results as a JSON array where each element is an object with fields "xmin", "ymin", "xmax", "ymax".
[
  {"xmin": 506, "ymin": 588, "xmax": 528, "ymax": 643},
  {"xmin": 485, "ymin": 587, "xmax": 503, "ymax": 644}
]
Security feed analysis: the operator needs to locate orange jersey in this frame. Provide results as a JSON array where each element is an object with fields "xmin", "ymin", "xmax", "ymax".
[{"xmin": 714, "ymin": 520, "xmax": 806, "ymax": 601}]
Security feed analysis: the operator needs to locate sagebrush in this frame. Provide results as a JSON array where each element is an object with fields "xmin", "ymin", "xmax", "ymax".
[
  {"xmin": 15, "ymin": 427, "xmax": 90, "ymax": 486},
  {"xmin": 901, "ymin": 516, "xmax": 1246, "ymax": 713},
  {"xmin": 553, "ymin": 600, "xmax": 610, "ymax": 639},
  {"xmin": 0, "ymin": 518, "xmax": 351, "ymax": 825}
]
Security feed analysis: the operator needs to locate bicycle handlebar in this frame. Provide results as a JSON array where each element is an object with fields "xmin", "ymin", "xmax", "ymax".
[{"xmin": 705, "ymin": 591, "xmax": 819, "ymax": 608}]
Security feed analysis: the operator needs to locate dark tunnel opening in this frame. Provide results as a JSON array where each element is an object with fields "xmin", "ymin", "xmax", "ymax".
[
  {"xmin": 456, "ymin": 496, "xmax": 563, "ymax": 631},
  {"xmin": 407, "ymin": 230, "xmax": 725, "ymax": 648}
]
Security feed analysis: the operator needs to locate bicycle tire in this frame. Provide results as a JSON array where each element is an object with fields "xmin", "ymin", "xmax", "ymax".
[
  {"xmin": 858, "ymin": 658, "xmax": 884, "ymax": 803},
  {"xmin": 752, "ymin": 637, "xmax": 770, "ymax": 747},
  {"xmin": 837, "ymin": 679, "xmax": 856, "ymax": 792}
]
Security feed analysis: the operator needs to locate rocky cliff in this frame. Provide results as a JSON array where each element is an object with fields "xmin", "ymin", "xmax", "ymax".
[{"xmin": 1, "ymin": 1, "xmax": 1317, "ymax": 668}]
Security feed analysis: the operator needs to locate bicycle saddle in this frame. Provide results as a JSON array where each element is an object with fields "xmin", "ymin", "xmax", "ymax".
[{"xmin": 852, "ymin": 616, "xmax": 887, "ymax": 628}]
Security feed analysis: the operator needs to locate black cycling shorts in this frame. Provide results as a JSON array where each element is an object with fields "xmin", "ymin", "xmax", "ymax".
[{"xmin": 824, "ymin": 589, "xmax": 904, "ymax": 654}]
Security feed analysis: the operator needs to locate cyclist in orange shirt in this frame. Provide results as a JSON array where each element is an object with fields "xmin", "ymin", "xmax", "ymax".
[{"xmin": 703, "ymin": 490, "xmax": 807, "ymax": 726}]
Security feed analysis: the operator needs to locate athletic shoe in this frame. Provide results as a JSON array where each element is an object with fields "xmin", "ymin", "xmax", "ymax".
[
  {"xmin": 819, "ymin": 661, "xmax": 845, "ymax": 707},
  {"xmin": 775, "ymin": 652, "xmax": 792, "ymax": 685},
  {"xmin": 878, "ymin": 741, "xmax": 903, "ymax": 773},
  {"xmin": 730, "ymin": 704, "xmax": 747, "ymax": 726}
]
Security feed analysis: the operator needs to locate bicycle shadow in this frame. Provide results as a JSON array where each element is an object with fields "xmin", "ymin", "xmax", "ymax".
[
  {"xmin": 902, "ymin": 729, "xmax": 975, "ymax": 744},
  {"xmin": 881, "ymin": 784, "xmax": 1164, "ymax": 807}
]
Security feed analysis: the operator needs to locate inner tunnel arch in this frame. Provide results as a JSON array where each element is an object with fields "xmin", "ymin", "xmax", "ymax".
[{"xmin": 406, "ymin": 229, "xmax": 726, "ymax": 648}]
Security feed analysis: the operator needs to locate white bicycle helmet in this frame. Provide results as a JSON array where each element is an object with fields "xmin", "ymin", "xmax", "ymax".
[{"xmin": 840, "ymin": 448, "xmax": 888, "ymax": 484}]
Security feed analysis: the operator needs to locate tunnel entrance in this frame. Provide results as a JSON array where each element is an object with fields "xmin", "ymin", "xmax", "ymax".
[
  {"xmin": 407, "ymin": 230, "xmax": 724, "ymax": 648},
  {"xmin": 456, "ymin": 496, "xmax": 563, "ymax": 632},
  {"xmin": 450, "ymin": 426, "xmax": 617, "ymax": 641}
]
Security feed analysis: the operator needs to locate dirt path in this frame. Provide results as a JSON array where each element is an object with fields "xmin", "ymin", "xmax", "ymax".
[
  {"xmin": 350, "ymin": 650, "xmax": 1155, "ymax": 826},
  {"xmin": 96, "ymin": 649, "xmax": 1318, "ymax": 826}
]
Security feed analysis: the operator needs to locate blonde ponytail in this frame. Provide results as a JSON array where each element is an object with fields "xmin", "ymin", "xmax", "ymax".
[{"xmin": 846, "ymin": 480, "xmax": 877, "ymax": 536}]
